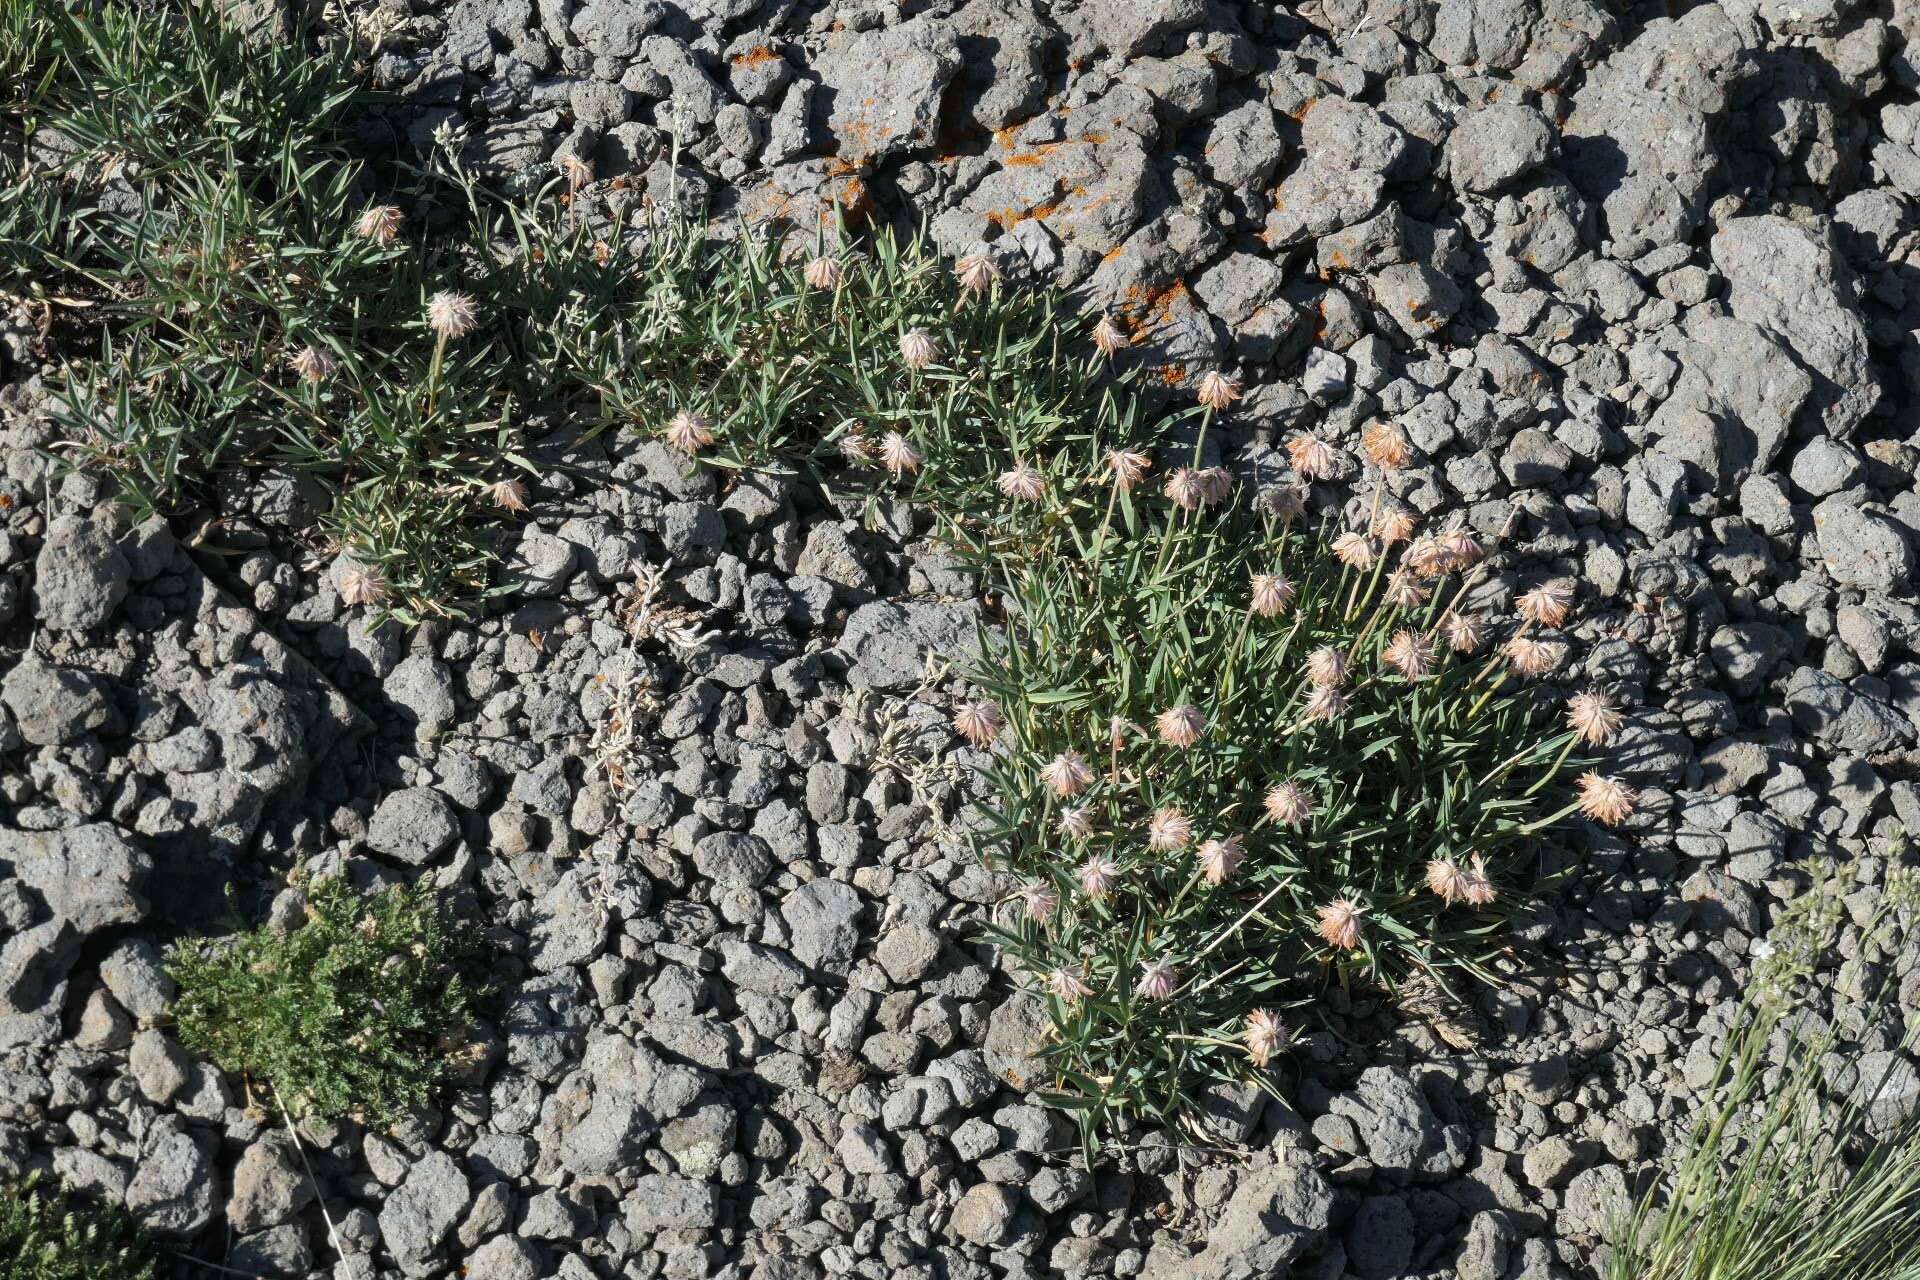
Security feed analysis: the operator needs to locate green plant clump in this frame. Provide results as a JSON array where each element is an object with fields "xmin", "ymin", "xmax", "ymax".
[
  {"xmin": 0, "ymin": 1173, "xmax": 159, "ymax": 1280},
  {"xmin": 168, "ymin": 877, "xmax": 486, "ymax": 1124},
  {"xmin": 1607, "ymin": 857, "xmax": 1920, "ymax": 1280}
]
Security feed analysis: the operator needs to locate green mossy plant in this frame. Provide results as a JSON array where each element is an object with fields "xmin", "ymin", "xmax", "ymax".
[{"xmin": 0, "ymin": 1174, "xmax": 160, "ymax": 1280}]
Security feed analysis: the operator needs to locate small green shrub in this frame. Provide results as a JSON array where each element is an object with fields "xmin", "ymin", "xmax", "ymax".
[
  {"xmin": 0, "ymin": 1173, "xmax": 159, "ymax": 1280},
  {"xmin": 1606, "ymin": 857, "xmax": 1920, "ymax": 1280},
  {"xmin": 168, "ymin": 877, "xmax": 487, "ymax": 1124}
]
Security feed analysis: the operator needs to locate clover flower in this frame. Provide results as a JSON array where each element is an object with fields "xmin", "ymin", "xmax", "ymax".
[
  {"xmin": 1092, "ymin": 313, "xmax": 1129, "ymax": 356},
  {"xmin": 425, "ymin": 290, "xmax": 480, "ymax": 340},
  {"xmin": 1265, "ymin": 484, "xmax": 1307, "ymax": 526},
  {"xmin": 355, "ymin": 204, "xmax": 405, "ymax": 246},
  {"xmin": 997, "ymin": 465, "xmax": 1046, "ymax": 502},
  {"xmin": 1305, "ymin": 645, "xmax": 1348, "ymax": 687},
  {"xmin": 1382, "ymin": 629, "xmax": 1434, "ymax": 681},
  {"xmin": 1505, "ymin": 634, "xmax": 1557, "ymax": 677},
  {"xmin": 955, "ymin": 252, "xmax": 1000, "ymax": 296},
  {"xmin": 1251, "ymin": 572, "xmax": 1296, "ymax": 617},
  {"xmin": 952, "ymin": 699, "xmax": 1005, "ymax": 748},
  {"xmin": 1362, "ymin": 421, "xmax": 1409, "ymax": 470},
  {"xmin": 1106, "ymin": 448, "xmax": 1151, "ymax": 489},
  {"xmin": 1287, "ymin": 432, "xmax": 1338, "ymax": 480},
  {"xmin": 804, "ymin": 255, "xmax": 845, "ymax": 289},
  {"xmin": 1576, "ymin": 773, "xmax": 1636, "ymax": 826},
  {"xmin": 1134, "ymin": 959, "xmax": 1178, "ymax": 999},
  {"xmin": 1566, "ymin": 691, "xmax": 1623, "ymax": 746},
  {"xmin": 1263, "ymin": 779, "xmax": 1312, "ymax": 827},
  {"xmin": 1019, "ymin": 881, "xmax": 1059, "ymax": 921},
  {"xmin": 1332, "ymin": 531, "xmax": 1377, "ymax": 570},
  {"xmin": 1316, "ymin": 897, "xmax": 1365, "ymax": 950},
  {"xmin": 1373, "ymin": 509, "xmax": 1417, "ymax": 545},
  {"xmin": 665, "ymin": 409, "xmax": 714, "ymax": 454},
  {"xmin": 898, "ymin": 328, "xmax": 939, "ymax": 369},
  {"xmin": 1155, "ymin": 704, "xmax": 1206, "ymax": 748},
  {"xmin": 488, "ymin": 479, "xmax": 528, "ymax": 512},
  {"xmin": 1517, "ymin": 581, "xmax": 1574, "ymax": 628},
  {"xmin": 1079, "ymin": 855, "xmax": 1119, "ymax": 899},
  {"xmin": 879, "ymin": 431, "xmax": 923, "ymax": 477},
  {"xmin": 1245, "ymin": 1009, "xmax": 1288, "ymax": 1066},
  {"xmin": 1164, "ymin": 467, "xmax": 1205, "ymax": 511},
  {"xmin": 338, "ymin": 563, "xmax": 388, "ymax": 607},
  {"xmin": 1302, "ymin": 685, "xmax": 1347, "ymax": 723},
  {"xmin": 289, "ymin": 345, "xmax": 337, "ymax": 384},
  {"xmin": 1147, "ymin": 807, "xmax": 1194, "ymax": 852},
  {"xmin": 1058, "ymin": 806, "xmax": 1095, "ymax": 840},
  {"xmin": 1443, "ymin": 612, "xmax": 1486, "ymax": 653},
  {"xmin": 1195, "ymin": 368, "xmax": 1242, "ymax": 412},
  {"xmin": 1040, "ymin": 750, "xmax": 1095, "ymax": 797},
  {"xmin": 1197, "ymin": 836, "xmax": 1245, "ymax": 885},
  {"xmin": 1048, "ymin": 966, "xmax": 1094, "ymax": 1002}
]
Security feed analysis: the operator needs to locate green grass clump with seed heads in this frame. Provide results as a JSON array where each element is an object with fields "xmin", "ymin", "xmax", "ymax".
[
  {"xmin": 1607, "ymin": 856, "xmax": 1920, "ymax": 1280},
  {"xmin": 169, "ymin": 877, "xmax": 487, "ymax": 1124},
  {"xmin": 0, "ymin": 1174, "xmax": 159, "ymax": 1280}
]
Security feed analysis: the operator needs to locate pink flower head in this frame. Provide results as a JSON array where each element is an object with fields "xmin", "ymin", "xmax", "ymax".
[
  {"xmin": 289, "ymin": 345, "xmax": 337, "ymax": 384},
  {"xmin": 665, "ymin": 410, "xmax": 715, "ymax": 454},
  {"xmin": 898, "ymin": 328, "xmax": 939, "ymax": 369},
  {"xmin": 954, "ymin": 252, "xmax": 1000, "ymax": 296},
  {"xmin": 1305, "ymin": 645, "xmax": 1348, "ymax": 688},
  {"xmin": 1577, "ymin": 773, "xmax": 1636, "ymax": 826},
  {"xmin": 1195, "ymin": 466, "xmax": 1234, "ymax": 507},
  {"xmin": 1460, "ymin": 854, "xmax": 1497, "ymax": 907},
  {"xmin": 1196, "ymin": 836, "xmax": 1245, "ymax": 886},
  {"xmin": 1040, "ymin": 750, "xmax": 1095, "ymax": 797},
  {"xmin": 1373, "ymin": 509, "xmax": 1417, "ymax": 546},
  {"xmin": 1155, "ymin": 704, "xmax": 1206, "ymax": 748},
  {"xmin": 338, "ymin": 563, "xmax": 388, "ymax": 608},
  {"xmin": 1047, "ymin": 965, "xmax": 1093, "ymax": 1003},
  {"xmin": 1019, "ymin": 881, "xmax": 1059, "ymax": 921},
  {"xmin": 1302, "ymin": 684, "xmax": 1347, "ymax": 723},
  {"xmin": 1092, "ymin": 313, "xmax": 1129, "ymax": 356},
  {"xmin": 1505, "ymin": 635, "xmax": 1557, "ymax": 678},
  {"xmin": 355, "ymin": 204, "xmax": 405, "ymax": 246},
  {"xmin": 1265, "ymin": 485, "xmax": 1307, "ymax": 527},
  {"xmin": 1403, "ymin": 534, "xmax": 1451, "ymax": 578},
  {"xmin": 997, "ymin": 465, "xmax": 1046, "ymax": 502},
  {"xmin": 1134, "ymin": 958, "xmax": 1178, "ymax": 1000},
  {"xmin": 425, "ymin": 290, "xmax": 480, "ymax": 340},
  {"xmin": 1517, "ymin": 581, "xmax": 1574, "ymax": 628},
  {"xmin": 1106, "ymin": 448, "xmax": 1151, "ymax": 489},
  {"xmin": 803, "ymin": 255, "xmax": 845, "ymax": 289},
  {"xmin": 1263, "ymin": 779, "xmax": 1312, "ymax": 827},
  {"xmin": 1287, "ymin": 432, "xmax": 1338, "ymax": 480},
  {"xmin": 1079, "ymin": 854, "xmax": 1119, "ymax": 899},
  {"xmin": 1382, "ymin": 629, "xmax": 1434, "ymax": 681},
  {"xmin": 1566, "ymin": 691, "xmax": 1623, "ymax": 746},
  {"xmin": 1146, "ymin": 807, "xmax": 1194, "ymax": 852},
  {"xmin": 1383, "ymin": 570, "xmax": 1428, "ymax": 610},
  {"xmin": 1251, "ymin": 572, "xmax": 1296, "ymax": 618},
  {"xmin": 1426, "ymin": 857, "xmax": 1469, "ymax": 905},
  {"xmin": 1195, "ymin": 369, "xmax": 1242, "ymax": 412},
  {"xmin": 1443, "ymin": 612, "xmax": 1486, "ymax": 654},
  {"xmin": 879, "ymin": 431, "xmax": 923, "ymax": 477},
  {"xmin": 1316, "ymin": 897, "xmax": 1365, "ymax": 951},
  {"xmin": 1057, "ymin": 806, "xmax": 1095, "ymax": 840},
  {"xmin": 952, "ymin": 699, "xmax": 1005, "ymax": 748},
  {"xmin": 1440, "ymin": 526, "xmax": 1484, "ymax": 569},
  {"xmin": 1332, "ymin": 531, "xmax": 1377, "ymax": 570},
  {"xmin": 488, "ymin": 478, "xmax": 529, "ymax": 512},
  {"xmin": 1164, "ymin": 467, "xmax": 1205, "ymax": 511},
  {"xmin": 1362, "ymin": 421, "xmax": 1409, "ymax": 470},
  {"xmin": 1245, "ymin": 1009, "xmax": 1288, "ymax": 1067}
]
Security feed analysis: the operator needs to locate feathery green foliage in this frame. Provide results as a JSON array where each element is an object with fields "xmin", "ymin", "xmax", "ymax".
[
  {"xmin": 0, "ymin": 1174, "xmax": 160, "ymax": 1280},
  {"xmin": 1606, "ymin": 857, "xmax": 1920, "ymax": 1280},
  {"xmin": 168, "ymin": 877, "xmax": 487, "ymax": 1124}
]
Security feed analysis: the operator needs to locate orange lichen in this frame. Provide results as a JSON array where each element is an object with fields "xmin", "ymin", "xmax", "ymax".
[{"xmin": 730, "ymin": 46, "xmax": 780, "ymax": 66}]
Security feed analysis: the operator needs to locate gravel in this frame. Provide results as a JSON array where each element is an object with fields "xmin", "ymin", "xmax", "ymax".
[{"xmin": 4, "ymin": 0, "xmax": 1920, "ymax": 1274}]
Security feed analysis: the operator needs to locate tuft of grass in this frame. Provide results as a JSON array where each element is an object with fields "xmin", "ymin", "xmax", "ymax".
[
  {"xmin": 1606, "ymin": 856, "xmax": 1920, "ymax": 1280},
  {"xmin": 0, "ymin": 1173, "xmax": 160, "ymax": 1280},
  {"xmin": 168, "ymin": 877, "xmax": 487, "ymax": 1125}
]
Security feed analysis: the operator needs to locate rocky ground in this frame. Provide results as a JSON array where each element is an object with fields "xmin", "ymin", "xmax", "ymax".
[{"xmin": 5, "ymin": 0, "xmax": 1920, "ymax": 1276}]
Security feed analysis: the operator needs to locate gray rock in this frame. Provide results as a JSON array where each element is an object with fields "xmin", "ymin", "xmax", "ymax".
[
  {"xmin": 33, "ymin": 514, "xmax": 128, "ymax": 630},
  {"xmin": 0, "ymin": 656, "xmax": 113, "ymax": 746},
  {"xmin": 1456, "ymin": 1210, "xmax": 1517, "ymax": 1280},
  {"xmin": 377, "ymin": 1150, "xmax": 470, "ymax": 1264},
  {"xmin": 780, "ymin": 878, "xmax": 863, "ymax": 973},
  {"xmin": 838, "ymin": 601, "xmax": 980, "ymax": 690},
  {"xmin": 1789, "ymin": 438, "xmax": 1867, "ymax": 498},
  {"xmin": 127, "ymin": 1124, "xmax": 217, "ymax": 1237},
  {"xmin": 1371, "ymin": 262, "xmax": 1463, "ymax": 340},
  {"xmin": 812, "ymin": 19, "xmax": 961, "ymax": 163},
  {"xmin": 1150, "ymin": 1146, "xmax": 1332, "ymax": 1279},
  {"xmin": 1560, "ymin": 1163, "xmax": 1629, "ymax": 1239},
  {"xmin": 1847, "ymin": 1050, "xmax": 1920, "ymax": 1132},
  {"xmin": 0, "ymin": 824, "xmax": 150, "ymax": 933},
  {"xmin": 1326, "ymin": 1067, "xmax": 1468, "ymax": 1178},
  {"xmin": 1449, "ymin": 104, "xmax": 1556, "ymax": 193},
  {"xmin": 624, "ymin": 1172, "xmax": 718, "ymax": 1231},
  {"xmin": 947, "ymin": 1181, "xmax": 1019, "ymax": 1245},
  {"xmin": 1522, "ymin": 1135, "xmax": 1585, "ymax": 1189},
  {"xmin": 1711, "ymin": 216, "xmax": 1879, "ymax": 435},
  {"xmin": 1346, "ymin": 1195, "xmax": 1415, "ymax": 1280},
  {"xmin": 129, "ymin": 1028, "xmax": 191, "ymax": 1104},
  {"xmin": 385, "ymin": 655, "xmax": 457, "ymax": 740},
  {"xmin": 465, "ymin": 1236, "xmax": 541, "ymax": 1280},
  {"xmin": 366, "ymin": 787, "xmax": 460, "ymax": 865},
  {"xmin": 1813, "ymin": 497, "xmax": 1915, "ymax": 592},
  {"xmin": 228, "ymin": 1135, "xmax": 312, "ymax": 1235},
  {"xmin": 1784, "ymin": 666, "xmax": 1911, "ymax": 755},
  {"xmin": 1073, "ymin": 0, "xmax": 1206, "ymax": 58},
  {"xmin": 229, "ymin": 1224, "xmax": 311, "ymax": 1278}
]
